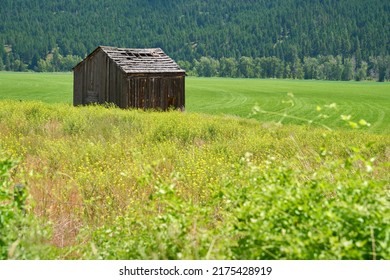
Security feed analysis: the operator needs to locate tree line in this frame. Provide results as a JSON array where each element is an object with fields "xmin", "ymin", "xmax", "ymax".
[
  {"xmin": 2, "ymin": 46, "xmax": 389, "ymax": 82},
  {"xmin": 0, "ymin": 47, "xmax": 82, "ymax": 72},
  {"xmin": 180, "ymin": 55, "xmax": 390, "ymax": 82}
]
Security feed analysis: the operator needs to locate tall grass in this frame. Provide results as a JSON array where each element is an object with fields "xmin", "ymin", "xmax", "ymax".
[{"xmin": 0, "ymin": 100, "xmax": 389, "ymax": 259}]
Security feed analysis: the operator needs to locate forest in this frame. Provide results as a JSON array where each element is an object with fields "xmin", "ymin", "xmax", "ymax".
[{"xmin": 1, "ymin": 0, "xmax": 389, "ymax": 80}]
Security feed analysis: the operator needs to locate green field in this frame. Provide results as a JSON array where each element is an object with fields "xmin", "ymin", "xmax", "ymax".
[
  {"xmin": 1, "ymin": 72, "xmax": 390, "ymax": 260},
  {"xmin": 0, "ymin": 72, "xmax": 72, "ymax": 103},
  {"xmin": 1, "ymin": 72, "xmax": 389, "ymax": 134}
]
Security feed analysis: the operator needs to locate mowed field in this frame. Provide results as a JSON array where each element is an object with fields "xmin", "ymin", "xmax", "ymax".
[{"xmin": 1, "ymin": 72, "xmax": 389, "ymax": 134}]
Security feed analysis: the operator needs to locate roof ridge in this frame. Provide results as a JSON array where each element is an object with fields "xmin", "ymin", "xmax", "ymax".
[
  {"xmin": 74, "ymin": 46, "xmax": 185, "ymax": 74},
  {"xmin": 100, "ymin": 46, "xmax": 184, "ymax": 74}
]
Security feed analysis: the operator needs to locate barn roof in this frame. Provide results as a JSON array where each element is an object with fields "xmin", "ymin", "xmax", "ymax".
[{"xmin": 74, "ymin": 46, "xmax": 185, "ymax": 74}]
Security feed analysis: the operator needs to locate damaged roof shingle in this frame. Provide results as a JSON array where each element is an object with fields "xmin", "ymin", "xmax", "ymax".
[{"xmin": 100, "ymin": 46, "xmax": 185, "ymax": 74}]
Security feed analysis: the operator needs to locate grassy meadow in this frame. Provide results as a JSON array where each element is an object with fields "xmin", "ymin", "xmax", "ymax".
[
  {"xmin": 0, "ymin": 72, "xmax": 390, "ymax": 260},
  {"xmin": 1, "ymin": 72, "xmax": 390, "ymax": 133}
]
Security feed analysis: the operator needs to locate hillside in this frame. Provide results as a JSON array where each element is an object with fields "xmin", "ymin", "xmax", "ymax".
[{"xmin": 1, "ymin": 0, "xmax": 389, "ymax": 76}]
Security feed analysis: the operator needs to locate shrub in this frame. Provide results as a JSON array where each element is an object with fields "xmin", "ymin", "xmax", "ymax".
[
  {"xmin": 0, "ymin": 153, "xmax": 54, "ymax": 259},
  {"xmin": 83, "ymin": 147, "xmax": 390, "ymax": 259}
]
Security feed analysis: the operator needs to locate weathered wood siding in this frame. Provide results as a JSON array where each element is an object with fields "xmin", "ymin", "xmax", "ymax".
[
  {"xmin": 127, "ymin": 74, "xmax": 185, "ymax": 110},
  {"xmin": 74, "ymin": 47, "xmax": 185, "ymax": 110},
  {"xmin": 74, "ymin": 49, "xmax": 108, "ymax": 106},
  {"xmin": 73, "ymin": 65, "xmax": 83, "ymax": 105}
]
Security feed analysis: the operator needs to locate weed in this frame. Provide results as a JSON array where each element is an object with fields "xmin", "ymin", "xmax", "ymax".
[{"xmin": 0, "ymin": 100, "xmax": 389, "ymax": 259}]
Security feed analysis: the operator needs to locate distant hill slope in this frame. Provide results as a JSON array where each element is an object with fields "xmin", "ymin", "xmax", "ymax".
[{"xmin": 1, "ymin": 0, "xmax": 389, "ymax": 70}]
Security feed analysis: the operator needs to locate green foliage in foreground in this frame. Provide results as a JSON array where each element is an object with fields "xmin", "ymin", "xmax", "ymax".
[
  {"xmin": 0, "ymin": 155, "xmax": 54, "ymax": 260},
  {"xmin": 88, "ymin": 150, "xmax": 390, "ymax": 260},
  {"xmin": 0, "ymin": 101, "xmax": 389, "ymax": 259}
]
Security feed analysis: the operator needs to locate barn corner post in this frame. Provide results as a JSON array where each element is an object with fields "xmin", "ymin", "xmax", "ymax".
[
  {"xmin": 72, "ymin": 68, "xmax": 77, "ymax": 106},
  {"xmin": 72, "ymin": 62, "xmax": 83, "ymax": 106},
  {"xmin": 179, "ymin": 72, "xmax": 185, "ymax": 111},
  {"xmin": 73, "ymin": 46, "xmax": 185, "ymax": 110}
]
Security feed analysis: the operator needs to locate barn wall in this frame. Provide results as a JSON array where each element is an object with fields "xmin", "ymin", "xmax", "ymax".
[
  {"xmin": 120, "ymin": 72, "xmax": 129, "ymax": 108},
  {"xmin": 73, "ymin": 65, "xmax": 83, "ymax": 106},
  {"xmin": 108, "ymin": 58, "xmax": 126, "ymax": 106},
  {"xmin": 74, "ymin": 48, "xmax": 185, "ymax": 109},
  {"xmin": 73, "ymin": 49, "xmax": 110, "ymax": 106},
  {"xmin": 97, "ymin": 51, "xmax": 109, "ymax": 103},
  {"xmin": 126, "ymin": 74, "xmax": 185, "ymax": 110}
]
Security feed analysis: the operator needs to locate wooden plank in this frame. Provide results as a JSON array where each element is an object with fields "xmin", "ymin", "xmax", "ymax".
[
  {"xmin": 132, "ymin": 78, "xmax": 136, "ymax": 108},
  {"xmin": 98, "ymin": 50, "xmax": 106, "ymax": 103},
  {"xmin": 109, "ymin": 60, "xmax": 116, "ymax": 103},
  {"xmin": 163, "ymin": 78, "xmax": 168, "ymax": 110},
  {"xmin": 177, "ymin": 77, "xmax": 181, "ymax": 109},
  {"xmin": 146, "ymin": 78, "xmax": 151, "ymax": 108},
  {"xmin": 93, "ymin": 52, "xmax": 100, "ymax": 103},
  {"xmin": 182, "ymin": 76, "xmax": 185, "ymax": 109},
  {"xmin": 82, "ymin": 57, "xmax": 88, "ymax": 104},
  {"xmin": 160, "ymin": 78, "xmax": 165, "ymax": 110},
  {"xmin": 155, "ymin": 78, "xmax": 161, "ymax": 109},
  {"xmin": 134, "ymin": 78, "xmax": 139, "ymax": 108},
  {"xmin": 129, "ymin": 78, "xmax": 133, "ymax": 108},
  {"xmin": 140, "ymin": 78, "xmax": 146, "ymax": 109},
  {"xmin": 115, "ymin": 66, "xmax": 120, "ymax": 106},
  {"xmin": 122, "ymin": 77, "xmax": 126, "ymax": 108},
  {"xmin": 122, "ymin": 74, "xmax": 126, "ymax": 108},
  {"xmin": 117, "ymin": 69, "xmax": 122, "ymax": 106},
  {"xmin": 151, "ymin": 77, "xmax": 155, "ymax": 108},
  {"xmin": 148, "ymin": 78, "xmax": 152, "ymax": 108},
  {"xmin": 73, "ymin": 67, "xmax": 83, "ymax": 105},
  {"xmin": 105, "ymin": 55, "xmax": 110, "ymax": 102}
]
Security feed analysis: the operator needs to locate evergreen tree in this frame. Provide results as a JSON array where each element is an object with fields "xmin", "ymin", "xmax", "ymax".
[
  {"xmin": 0, "ymin": 0, "xmax": 387, "ymax": 80},
  {"xmin": 4, "ymin": 54, "xmax": 11, "ymax": 71}
]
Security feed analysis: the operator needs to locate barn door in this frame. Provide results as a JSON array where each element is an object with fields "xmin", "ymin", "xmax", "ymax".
[
  {"xmin": 128, "ymin": 77, "xmax": 147, "ymax": 109},
  {"xmin": 86, "ymin": 90, "xmax": 98, "ymax": 104}
]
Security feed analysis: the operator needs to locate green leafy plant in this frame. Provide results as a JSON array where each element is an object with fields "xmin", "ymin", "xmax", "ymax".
[
  {"xmin": 223, "ymin": 150, "xmax": 390, "ymax": 259},
  {"xmin": 0, "ymin": 154, "xmax": 54, "ymax": 259}
]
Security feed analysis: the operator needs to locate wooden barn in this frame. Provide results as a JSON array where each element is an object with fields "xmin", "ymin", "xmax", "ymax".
[{"xmin": 73, "ymin": 46, "xmax": 185, "ymax": 110}]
